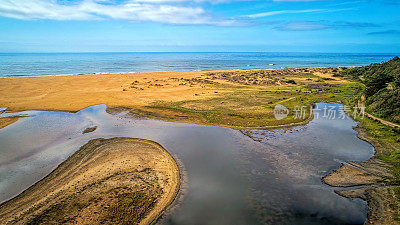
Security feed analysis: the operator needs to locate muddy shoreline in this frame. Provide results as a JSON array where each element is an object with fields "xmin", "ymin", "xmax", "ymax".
[
  {"xmin": 322, "ymin": 125, "xmax": 399, "ymax": 224},
  {"xmin": 0, "ymin": 137, "xmax": 180, "ymax": 225}
]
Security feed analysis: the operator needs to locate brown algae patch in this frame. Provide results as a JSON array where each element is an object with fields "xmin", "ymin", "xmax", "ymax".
[{"xmin": 0, "ymin": 137, "xmax": 180, "ymax": 225}]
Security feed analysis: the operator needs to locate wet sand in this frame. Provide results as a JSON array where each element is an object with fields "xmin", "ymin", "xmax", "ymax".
[{"xmin": 0, "ymin": 137, "xmax": 180, "ymax": 225}]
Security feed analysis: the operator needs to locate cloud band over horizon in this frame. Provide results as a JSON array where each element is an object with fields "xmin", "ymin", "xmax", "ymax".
[
  {"xmin": 0, "ymin": 0, "xmax": 237, "ymax": 25},
  {"xmin": 0, "ymin": 0, "xmax": 399, "ymax": 53}
]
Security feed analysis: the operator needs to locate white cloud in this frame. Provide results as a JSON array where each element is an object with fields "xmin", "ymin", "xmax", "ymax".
[
  {"xmin": 246, "ymin": 7, "xmax": 354, "ymax": 18},
  {"xmin": 0, "ymin": 0, "xmax": 237, "ymax": 25},
  {"xmin": 246, "ymin": 9, "xmax": 323, "ymax": 18}
]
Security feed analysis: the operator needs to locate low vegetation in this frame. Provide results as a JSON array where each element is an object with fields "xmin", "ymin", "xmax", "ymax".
[
  {"xmin": 138, "ymin": 68, "xmax": 360, "ymax": 128},
  {"xmin": 133, "ymin": 59, "xmax": 400, "ymax": 222},
  {"xmin": 337, "ymin": 57, "xmax": 400, "ymax": 180},
  {"xmin": 340, "ymin": 56, "xmax": 400, "ymax": 123},
  {"xmin": 336, "ymin": 57, "xmax": 400, "ymax": 222}
]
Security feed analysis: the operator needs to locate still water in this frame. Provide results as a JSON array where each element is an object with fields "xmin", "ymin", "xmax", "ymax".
[{"xmin": 0, "ymin": 103, "xmax": 374, "ymax": 224}]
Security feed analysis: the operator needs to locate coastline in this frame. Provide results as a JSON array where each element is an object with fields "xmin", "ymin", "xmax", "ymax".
[
  {"xmin": 0, "ymin": 67, "xmax": 342, "ymax": 129},
  {"xmin": 1, "ymin": 67, "xmax": 392, "ymax": 224},
  {"xmin": 0, "ymin": 67, "xmax": 347, "ymax": 79},
  {"xmin": 0, "ymin": 70, "xmax": 226, "ymax": 113},
  {"xmin": 322, "ymin": 125, "xmax": 399, "ymax": 224},
  {"xmin": 0, "ymin": 137, "xmax": 180, "ymax": 225}
]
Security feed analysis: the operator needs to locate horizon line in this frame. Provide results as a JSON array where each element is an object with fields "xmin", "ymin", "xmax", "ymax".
[{"xmin": 1, "ymin": 51, "xmax": 399, "ymax": 55}]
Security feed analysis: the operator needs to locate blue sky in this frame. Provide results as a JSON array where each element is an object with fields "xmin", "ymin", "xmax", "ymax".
[{"xmin": 0, "ymin": 0, "xmax": 399, "ymax": 53}]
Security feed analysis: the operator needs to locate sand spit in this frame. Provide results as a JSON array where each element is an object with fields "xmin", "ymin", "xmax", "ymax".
[
  {"xmin": 0, "ymin": 116, "xmax": 20, "ymax": 129},
  {"xmin": 323, "ymin": 127, "xmax": 399, "ymax": 225},
  {"xmin": 0, "ymin": 137, "xmax": 180, "ymax": 225},
  {"xmin": 322, "ymin": 158, "xmax": 393, "ymax": 187}
]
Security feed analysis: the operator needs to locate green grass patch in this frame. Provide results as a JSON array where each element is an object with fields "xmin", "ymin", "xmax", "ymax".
[
  {"xmin": 357, "ymin": 117, "xmax": 400, "ymax": 182},
  {"xmin": 145, "ymin": 81, "xmax": 361, "ymax": 128}
]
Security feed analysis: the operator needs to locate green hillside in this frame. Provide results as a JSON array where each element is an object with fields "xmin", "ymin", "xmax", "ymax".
[{"xmin": 340, "ymin": 56, "xmax": 400, "ymax": 123}]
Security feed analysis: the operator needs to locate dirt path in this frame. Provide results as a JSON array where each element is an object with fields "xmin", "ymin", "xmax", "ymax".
[
  {"xmin": 359, "ymin": 94, "xmax": 400, "ymax": 129},
  {"xmin": 0, "ymin": 137, "xmax": 180, "ymax": 225},
  {"xmin": 366, "ymin": 112, "xmax": 400, "ymax": 129}
]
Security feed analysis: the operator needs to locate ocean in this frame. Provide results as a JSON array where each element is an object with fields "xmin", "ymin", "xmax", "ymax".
[{"xmin": 0, "ymin": 52, "xmax": 398, "ymax": 77}]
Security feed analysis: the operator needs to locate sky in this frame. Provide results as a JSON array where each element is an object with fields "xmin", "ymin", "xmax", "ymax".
[{"xmin": 0, "ymin": 0, "xmax": 399, "ymax": 53}]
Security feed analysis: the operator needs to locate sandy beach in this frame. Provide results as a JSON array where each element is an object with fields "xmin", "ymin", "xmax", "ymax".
[
  {"xmin": 0, "ymin": 137, "xmax": 180, "ymax": 225},
  {"xmin": 1, "ymin": 67, "xmax": 397, "ymax": 224},
  {"xmin": 0, "ymin": 68, "xmax": 345, "ymax": 129},
  {"xmin": 0, "ymin": 70, "xmax": 220, "ymax": 113},
  {"xmin": 0, "ymin": 0, "xmax": 396, "ymax": 222}
]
